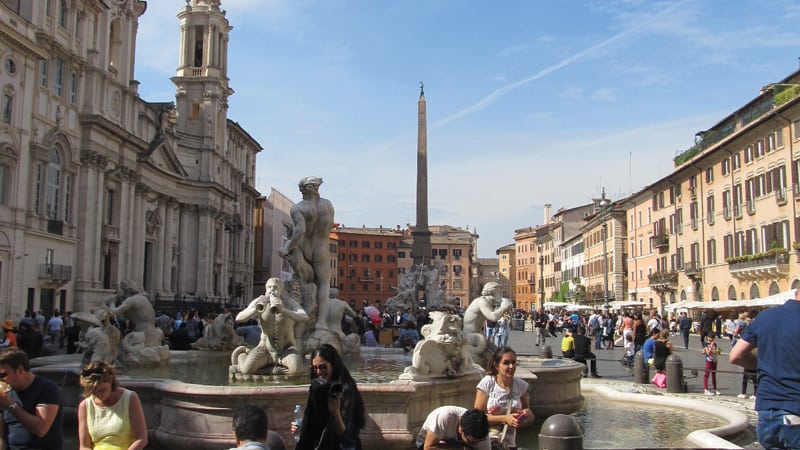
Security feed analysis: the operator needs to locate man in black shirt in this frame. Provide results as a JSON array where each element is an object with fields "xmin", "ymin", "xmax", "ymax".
[{"xmin": 573, "ymin": 327, "xmax": 601, "ymax": 378}]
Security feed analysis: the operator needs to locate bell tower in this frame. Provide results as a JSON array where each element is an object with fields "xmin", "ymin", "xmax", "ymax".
[{"xmin": 171, "ymin": 0, "xmax": 232, "ymax": 153}]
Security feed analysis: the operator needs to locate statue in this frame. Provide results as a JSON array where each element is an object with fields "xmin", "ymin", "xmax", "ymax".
[
  {"xmin": 327, "ymin": 288, "xmax": 360, "ymax": 357},
  {"xmin": 192, "ymin": 312, "xmax": 244, "ymax": 350},
  {"xmin": 105, "ymin": 280, "xmax": 169, "ymax": 365},
  {"xmin": 399, "ymin": 311, "xmax": 476, "ymax": 380},
  {"xmin": 230, "ymin": 278, "xmax": 309, "ymax": 376},
  {"xmin": 74, "ymin": 310, "xmax": 120, "ymax": 365},
  {"xmin": 462, "ymin": 282, "xmax": 514, "ymax": 367},
  {"xmin": 385, "ymin": 271, "xmax": 418, "ymax": 314},
  {"xmin": 278, "ymin": 177, "xmax": 335, "ymax": 335}
]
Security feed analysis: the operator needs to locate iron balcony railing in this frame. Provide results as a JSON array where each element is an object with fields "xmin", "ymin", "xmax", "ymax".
[{"xmin": 39, "ymin": 264, "xmax": 72, "ymax": 281}]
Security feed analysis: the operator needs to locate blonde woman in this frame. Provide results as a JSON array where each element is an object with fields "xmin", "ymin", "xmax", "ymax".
[{"xmin": 78, "ymin": 361, "xmax": 147, "ymax": 450}]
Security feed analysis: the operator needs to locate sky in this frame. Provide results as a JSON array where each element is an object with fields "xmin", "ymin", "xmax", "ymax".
[{"xmin": 133, "ymin": 0, "xmax": 800, "ymax": 258}]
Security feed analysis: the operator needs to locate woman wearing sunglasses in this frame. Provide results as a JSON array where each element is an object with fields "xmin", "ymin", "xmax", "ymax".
[
  {"xmin": 77, "ymin": 361, "xmax": 147, "ymax": 450},
  {"xmin": 292, "ymin": 344, "xmax": 365, "ymax": 450}
]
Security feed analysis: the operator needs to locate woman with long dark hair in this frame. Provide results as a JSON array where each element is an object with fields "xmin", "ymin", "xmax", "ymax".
[{"xmin": 293, "ymin": 344, "xmax": 365, "ymax": 450}]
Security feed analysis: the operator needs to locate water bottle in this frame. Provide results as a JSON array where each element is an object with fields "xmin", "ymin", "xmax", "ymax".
[{"xmin": 293, "ymin": 404, "xmax": 303, "ymax": 441}]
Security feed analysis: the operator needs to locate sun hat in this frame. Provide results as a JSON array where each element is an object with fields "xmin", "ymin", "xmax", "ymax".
[{"xmin": 2, "ymin": 320, "xmax": 13, "ymax": 331}]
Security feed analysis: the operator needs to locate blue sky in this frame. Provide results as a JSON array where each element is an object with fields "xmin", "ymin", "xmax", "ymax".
[{"xmin": 134, "ymin": 0, "xmax": 800, "ymax": 257}]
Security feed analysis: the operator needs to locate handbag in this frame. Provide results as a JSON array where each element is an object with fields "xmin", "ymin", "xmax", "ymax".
[{"xmin": 651, "ymin": 371, "xmax": 666, "ymax": 388}]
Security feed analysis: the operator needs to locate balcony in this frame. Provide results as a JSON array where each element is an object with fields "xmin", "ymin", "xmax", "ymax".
[
  {"xmin": 47, "ymin": 219, "xmax": 63, "ymax": 235},
  {"xmin": 728, "ymin": 250, "xmax": 790, "ymax": 280},
  {"xmin": 733, "ymin": 204, "xmax": 742, "ymax": 219},
  {"xmin": 776, "ymin": 187, "xmax": 788, "ymax": 205},
  {"xmin": 39, "ymin": 264, "xmax": 72, "ymax": 282},
  {"xmin": 684, "ymin": 261, "xmax": 702, "ymax": 280},
  {"xmin": 648, "ymin": 271, "xmax": 678, "ymax": 291},
  {"xmin": 650, "ymin": 234, "xmax": 669, "ymax": 251}
]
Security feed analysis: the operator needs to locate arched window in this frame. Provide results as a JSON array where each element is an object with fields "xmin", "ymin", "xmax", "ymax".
[
  {"xmin": 710, "ymin": 287, "xmax": 719, "ymax": 301},
  {"xmin": 108, "ymin": 20, "xmax": 121, "ymax": 69},
  {"xmin": 694, "ymin": 281, "xmax": 703, "ymax": 301},
  {"xmin": 58, "ymin": 0, "xmax": 68, "ymax": 27},
  {"xmin": 680, "ymin": 290, "xmax": 687, "ymax": 301},
  {"xmin": 749, "ymin": 283, "xmax": 760, "ymax": 300},
  {"xmin": 769, "ymin": 281, "xmax": 780, "ymax": 296},
  {"xmin": 727, "ymin": 285, "xmax": 737, "ymax": 300},
  {"xmin": 45, "ymin": 147, "xmax": 61, "ymax": 219}
]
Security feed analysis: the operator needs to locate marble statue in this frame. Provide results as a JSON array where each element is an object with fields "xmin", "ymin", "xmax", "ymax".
[
  {"xmin": 399, "ymin": 311, "xmax": 476, "ymax": 380},
  {"xmin": 230, "ymin": 278, "xmax": 309, "ymax": 376},
  {"xmin": 463, "ymin": 282, "xmax": 514, "ymax": 368},
  {"xmin": 105, "ymin": 280, "xmax": 169, "ymax": 365},
  {"xmin": 278, "ymin": 176, "xmax": 335, "ymax": 337},
  {"xmin": 74, "ymin": 309, "xmax": 120, "ymax": 365},
  {"xmin": 192, "ymin": 312, "xmax": 244, "ymax": 350},
  {"xmin": 327, "ymin": 288, "xmax": 360, "ymax": 357},
  {"xmin": 386, "ymin": 263, "xmax": 447, "ymax": 313}
]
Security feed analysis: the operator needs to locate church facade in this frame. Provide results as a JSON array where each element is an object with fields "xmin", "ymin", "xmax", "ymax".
[{"xmin": 0, "ymin": 0, "xmax": 261, "ymax": 320}]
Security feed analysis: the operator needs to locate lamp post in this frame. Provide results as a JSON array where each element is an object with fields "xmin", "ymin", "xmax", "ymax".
[{"xmin": 538, "ymin": 248, "xmax": 544, "ymax": 311}]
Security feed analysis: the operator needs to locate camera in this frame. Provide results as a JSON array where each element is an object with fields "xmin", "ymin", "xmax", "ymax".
[{"xmin": 328, "ymin": 382, "xmax": 344, "ymax": 400}]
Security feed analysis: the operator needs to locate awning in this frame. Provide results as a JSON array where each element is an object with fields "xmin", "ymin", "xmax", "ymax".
[{"xmin": 608, "ymin": 300, "xmax": 647, "ymax": 310}]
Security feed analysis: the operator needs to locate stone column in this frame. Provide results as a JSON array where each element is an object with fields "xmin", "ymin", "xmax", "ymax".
[{"xmin": 412, "ymin": 85, "xmax": 432, "ymax": 267}]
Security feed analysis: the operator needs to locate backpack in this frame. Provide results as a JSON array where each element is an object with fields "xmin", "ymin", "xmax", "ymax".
[{"xmin": 590, "ymin": 316, "xmax": 601, "ymax": 332}]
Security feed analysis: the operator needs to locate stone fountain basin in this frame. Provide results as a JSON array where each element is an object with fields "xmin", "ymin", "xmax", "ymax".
[{"xmin": 33, "ymin": 351, "xmax": 585, "ymax": 449}]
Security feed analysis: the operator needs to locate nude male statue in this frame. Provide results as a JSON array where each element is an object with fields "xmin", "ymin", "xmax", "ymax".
[
  {"xmin": 232, "ymin": 278, "xmax": 309, "ymax": 374},
  {"xmin": 278, "ymin": 176, "xmax": 335, "ymax": 331},
  {"xmin": 463, "ymin": 282, "xmax": 514, "ymax": 366},
  {"xmin": 104, "ymin": 280, "xmax": 162, "ymax": 347},
  {"xmin": 327, "ymin": 288, "xmax": 358, "ymax": 341}
]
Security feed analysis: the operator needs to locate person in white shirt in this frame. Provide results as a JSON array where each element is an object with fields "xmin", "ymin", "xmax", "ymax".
[{"xmin": 416, "ymin": 406, "xmax": 490, "ymax": 450}]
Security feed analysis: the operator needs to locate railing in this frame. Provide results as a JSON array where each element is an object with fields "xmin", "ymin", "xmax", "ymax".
[
  {"xmin": 650, "ymin": 234, "xmax": 669, "ymax": 249},
  {"xmin": 47, "ymin": 219, "xmax": 63, "ymax": 235},
  {"xmin": 747, "ymin": 201, "xmax": 756, "ymax": 215},
  {"xmin": 733, "ymin": 204, "xmax": 742, "ymax": 218},
  {"xmin": 684, "ymin": 261, "xmax": 702, "ymax": 279},
  {"xmin": 39, "ymin": 264, "xmax": 72, "ymax": 281},
  {"xmin": 648, "ymin": 271, "xmax": 678, "ymax": 287},
  {"xmin": 776, "ymin": 187, "xmax": 787, "ymax": 205},
  {"xmin": 707, "ymin": 210, "xmax": 715, "ymax": 225},
  {"xmin": 723, "ymin": 206, "xmax": 732, "ymax": 220},
  {"xmin": 728, "ymin": 251, "xmax": 790, "ymax": 271}
]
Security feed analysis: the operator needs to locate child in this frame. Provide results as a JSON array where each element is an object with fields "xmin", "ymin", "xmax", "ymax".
[
  {"xmin": 621, "ymin": 333, "xmax": 635, "ymax": 368},
  {"xmin": 703, "ymin": 334, "xmax": 720, "ymax": 395}
]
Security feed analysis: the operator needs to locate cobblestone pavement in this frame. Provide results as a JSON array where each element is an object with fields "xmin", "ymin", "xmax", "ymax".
[{"xmin": 507, "ymin": 329, "xmax": 760, "ymax": 448}]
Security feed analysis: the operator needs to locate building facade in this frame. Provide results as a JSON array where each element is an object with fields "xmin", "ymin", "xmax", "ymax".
[
  {"xmin": 496, "ymin": 243, "xmax": 515, "ymax": 300},
  {"xmin": 0, "ymin": 0, "xmax": 261, "ymax": 319},
  {"xmin": 332, "ymin": 226, "xmax": 402, "ymax": 304}
]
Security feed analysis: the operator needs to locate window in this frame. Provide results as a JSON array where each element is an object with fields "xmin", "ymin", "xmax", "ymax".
[
  {"xmin": 397, "ymin": 251, "xmax": 405, "ymax": 258},
  {"xmin": 732, "ymin": 152, "xmax": 741, "ymax": 170},
  {"xmin": 744, "ymin": 145, "xmax": 753, "ymax": 164},
  {"xmin": 0, "ymin": 164, "xmax": 8, "ymax": 205},
  {"xmin": 721, "ymin": 158, "xmax": 730, "ymax": 176},
  {"xmin": 387, "ymin": 255, "xmax": 396, "ymax": 263},
  {"xmin": 105, "ymin": 190, "xmax": 114, "ymax": 225},
  {"xmin": 453, "ymin": 249, "xmax": 462, "ymax": 259},
  {"xmin": 722, "ymin": 190, "xmax": 731, "ymax": 220},
  {"xmin": 58, "ymin": 0, "xmax": 68, "ymax": 27},
  {"xmin": 39, "ymin": 59, "xmax": 48, "ymax": 88},
  {"xmin": 705, "ymin": 167, "xmax": 713, "ymax": 184},
  {"xmin": 706, "ymin": 195, "xmax": 715, "ymax": 224},
  {"xmin": 453, "ymin": 265, "xmax": 462, "ymax": 275},
  {"xmin": 2, "ymin": 91, "xmax": 12, "ymax": 124},
  {"xmin": 348, "ymin": 254, "xmax": 357, "ymax": 262},
  {"xmin": 387, "ymin": 242, "xmax": 396, "ymax": 249},
  {"xmin": 374, "ymin": 254, "xmax": 383, "ymax": 262},
  {"xmin": 755, "ymin": 139, "xmax": 765, "ymax": 158},
  {"xmin": 733, "ymin": 184, "xmax": 743, "ymax": 218},
  {"xmin": 54, "ymin": 59, "xmax": 64, "ymax": 96},
  {"xmin": 45, "ymin": 149, "xmax": 61, "ymax": 219},
  {"xmin": 374, "ymin": 242, "xmax": 382, "ymax": 249},
  {"xmin": 707, "ymin": 239, "xmax": 716, "ymax": 265},
  {"xmin": 348, "ymin": 240, "xmax": 357, "ymax": 248},
  {"xmin": 723, "ymin": 234, "xmax": 734, "ymax": 259},
  {"xmin": 361, "ymin": 241, "xmax": 370, "ymax": 248},
  {"xmin": 69, "ymin": 71, "xmax": 77, "ymax": 103}
]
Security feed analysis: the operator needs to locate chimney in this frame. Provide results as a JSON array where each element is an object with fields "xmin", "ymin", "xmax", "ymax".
[{"xmin": 543, "ymin": 204, "xmax": 552, "ymax": 224}]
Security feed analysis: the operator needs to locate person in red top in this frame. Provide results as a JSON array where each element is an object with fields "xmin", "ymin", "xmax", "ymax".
[{"xmin": 1, "ymin": 321, "xmax": 16, "ymax": 348}]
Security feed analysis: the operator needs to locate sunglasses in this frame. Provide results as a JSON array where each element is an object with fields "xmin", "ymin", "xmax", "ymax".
[
  {"xmin": 81, "ymin": 367, "xmax": 110, "ymax": 378},
  {"xmin": 311, "ymin": 364, "xmax": 329, "ymax": 372}
]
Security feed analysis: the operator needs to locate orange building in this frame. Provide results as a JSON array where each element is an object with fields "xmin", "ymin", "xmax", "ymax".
[{"xmin": 331, "ymin": 226, "xmax": 403, "ymax": 304}]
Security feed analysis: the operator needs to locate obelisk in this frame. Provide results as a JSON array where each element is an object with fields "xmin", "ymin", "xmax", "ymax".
[{"xmin": 412, "ymin": 82, "xmax": 432, "ymax": 267}]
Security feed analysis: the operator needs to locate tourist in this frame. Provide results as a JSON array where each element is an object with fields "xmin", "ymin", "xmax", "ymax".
[
  {"xmin": 46, "ymin": 311, "xmax": 64, "ymax": 349},
  {"xmin": 293, "ymin": 344, "xmax": 365, "ymax": 450},
  {"xmin": 227, "ymin": 405, "xmax": 270, "ymax": 450},
  {"xmin": 533, "ymin": 309, "xmax": 548, "ymax": 346},
  {"xmin": 620, "ymin": 312, "xmax": 633, "ymax": 352},
  {"xmin": 560, "ymin": 330, "xmax": 574, "ymax": 359},
  {"xmin": 702, "ymin": 334, "xmax": 720, "ymax": 395},
  {"xmin": 78, "ymin": 361, "xmax": 147, "ymax": 449},
  {"xmin": 394, "ymin": 321, "xmax": 420, "ymax": 353},
  {"xmin": 0, "ymin": 321, "xmax": 16, "ymax": 348},
  {"xmin": 416, "ymin": 406, "xmax": 490, "ymax": 450},
  {"xmin": 494, "ymin": 315, "xmax": 509, "ymax": 348},
  {"xmin": 652, "ymin": 329, "xmax": 673, "ymax": 373},
  {"xmin": 16, "ymin": 322, "xmax": 42, "ymax": 359},
  {"xmin": 632, "ymin": 312, "xmax": 646, "ymax": 352},
  {"xmin": 730, "ymin": 288, "xmax": 800, "ymax": 449},
  {"xmin": 573, "ymin": 328, "xmax": 601, "ymax": 378},
  {"xmin": 169, "ymin": 323, "xmax": 191, "ymax": 350},
  {"xmin": 278, "ymin": 176, "xmax": 335, "ymax": 332},
  {"xmin": 0, "ymin": 347, "xmax": 63, "ymax": 449},
  {"xmin": 642, "ymin": 328, "xmax": 660, "ymax": 368},
  {"xmin": 474, "ymin": 347, "xmax": 533, "ymax": 449},
  {"xmin": 678, "ymin": 311, "xmax": 692, "ymax": 349},
  {"xmin": 603, "ymin": 313, "xmax": 616, "ymax": 350},
  {"xmin": 699, "ymin": 310, "xmax": 715, "ymax": 348}
]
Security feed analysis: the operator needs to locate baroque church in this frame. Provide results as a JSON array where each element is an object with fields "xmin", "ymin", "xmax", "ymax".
[{"xmin": 0, "ymin": 0, "xmax": 261, "ymax": 320}]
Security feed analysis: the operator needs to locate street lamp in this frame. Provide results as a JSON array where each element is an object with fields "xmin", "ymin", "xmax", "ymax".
[{"xmin": 538, "ymin": 245, "xmax": 544, "ymax": 311}]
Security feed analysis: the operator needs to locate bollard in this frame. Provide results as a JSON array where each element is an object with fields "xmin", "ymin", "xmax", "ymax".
[
  {"xmin": 633, "ymin": 350, "xmax": 650, "ymax": 384},
  {"xmin": 541, "ymin": 345, "xmax": 553, "ymax": 359},
  {"xmin": 666, "ymin": 354, "xmax": 686, "ymax": 393},
  {"xmin": 539, "ymin": 414, "xmax": 583, "ymax": 450}
]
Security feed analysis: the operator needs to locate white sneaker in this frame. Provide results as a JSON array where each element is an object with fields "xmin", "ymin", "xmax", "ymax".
[
  {"xmin": 715, "ymin": 390, "xmax": 721, "ymax": 395},
  {"xmin": 704, "ymin": 389, "xmax": 714, "ymax": 395},
  {"xmin": 750, "ymin": 395, "xmax": 756, "ymax": 400},
  {"xmin": 737, "ymin": 394, "xmax": 747, "ymax": 399}
]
